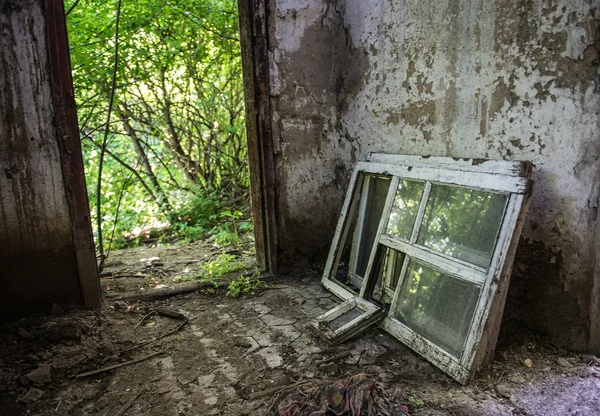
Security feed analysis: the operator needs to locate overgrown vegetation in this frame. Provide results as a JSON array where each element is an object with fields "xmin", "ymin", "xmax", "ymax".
[
  {"xmin": 173, "ymin": 252, "xmax": 264, "ymax": 298},
  {"xmin": 227, "ymin": 274, "xmax": 266, "ymax": 297},
  {"xmin": 66, "ymin": 0, "xmax": 250, "ymax": 254},
  {"xmin": 174, "ymin": 252, "xmax": 247, "ymax": 283}
]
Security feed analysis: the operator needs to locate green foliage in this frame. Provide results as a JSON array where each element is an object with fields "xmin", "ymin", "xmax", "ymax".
[
  {"xmin": 408, "ymin": 396, "xmax": 425, "ymax": 407},
  {"xmin": 174, "ymin": 252, "xmax": 248, "ymax": 285},
  {"xmin": 66, "ymin": 0, "xmax": 250, "ymax": 251},
  {"xmin": 227, "ymin": 274, "xmax": 266, "ymax": 297},
  {"xmin": 201, "ymin": 253, "xmax": 248, "ymax": 279}
]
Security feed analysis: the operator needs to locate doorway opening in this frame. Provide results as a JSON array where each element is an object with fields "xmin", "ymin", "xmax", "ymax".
[{"xmin": 65, "ymin": 0, "xmax": 273, "ymax": 278}]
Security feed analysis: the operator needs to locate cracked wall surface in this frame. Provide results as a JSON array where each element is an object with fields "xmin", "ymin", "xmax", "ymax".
[{"xmin": 268, "ymin": 0, "xmax": 600, "ymax": 352}]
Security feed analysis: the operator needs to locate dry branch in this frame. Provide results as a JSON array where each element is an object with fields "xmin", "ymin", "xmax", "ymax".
[
  {"xmin": 106, "ymin": 281, "xmax": 215, "ymax": 302},
  {"xmin": 319, "ymin": 351, "xmax": 350, "ymax": 365},
  {"xmin": 248, "ymin": 380, "xmax": 310, "ymax": 400},
  {"xmin": 75, "ymin": 352, "xmax": 163, "ymax": 379},
  {"xmin": 113, "ymin": 389, "xmax": 144, "ymax": 416}
]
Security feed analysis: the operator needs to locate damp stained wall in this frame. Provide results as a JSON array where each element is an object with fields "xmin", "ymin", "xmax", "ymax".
[
  {"xmin": 267, "ymin": 0, "xmax": 600, "ymax": 352},
  {"xmin": 0, "ymin": 0, "xmax": 97, "ymax": 317}
]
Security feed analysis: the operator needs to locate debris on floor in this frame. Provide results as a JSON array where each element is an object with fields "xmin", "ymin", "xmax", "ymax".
[
  {"xmin": 0, "ymin": 241, "xmax": 599, "ymax": 415},
  {"xmin": 278, "ymin": 374, "xmax": 410, "ymax": 416}
]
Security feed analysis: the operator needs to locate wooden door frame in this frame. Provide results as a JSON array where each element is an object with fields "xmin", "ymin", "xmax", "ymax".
[
  {"xmin": 238, "ymin": 0, "xmax": 278, "ymax": 274},
  {"xmin": 46, "ymin": 0, "xmax": 101, "ymax": 308}
]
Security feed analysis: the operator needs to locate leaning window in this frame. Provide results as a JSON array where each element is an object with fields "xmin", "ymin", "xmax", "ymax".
[{"xmin": 316, "ymin": 154, "xmax": 533, "ymax": 384}]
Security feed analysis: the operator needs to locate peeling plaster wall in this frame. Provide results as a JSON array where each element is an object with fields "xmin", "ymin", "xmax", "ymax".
[
  {"xmin": 268, "ymin": 0, "xmax": 354, "ymax": 263},
  {"xmin": 269, "ymin": 0, "xmax": 600, "ymax": 351},
  {"xmin": 0, "ymin": 0, "xmax": 84, "ymax": 317}
]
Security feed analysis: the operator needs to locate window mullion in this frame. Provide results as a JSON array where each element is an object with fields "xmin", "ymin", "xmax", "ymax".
[
  {"xmin": 380, "ymin": 235, "xmax": 487, "ymax": 285},
  {"xmin": 359, "ymin": 176, "xmax": 399, "ymax": 298},
  {"xmin": 389, "ymin": 253, "xmax": 411, "ymax": 314},
  {"xmin": 348, "ymin": 175, "xmax": 371, "ymax": 276},
  {"xmin": 409, "ymin": 180, "xmax": 432, "ymax": 243}
]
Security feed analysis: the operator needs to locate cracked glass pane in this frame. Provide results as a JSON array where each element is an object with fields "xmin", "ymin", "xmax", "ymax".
[
  {"xmin": 393, "ymin": 260, "xmax": 481, "ymax": 358},
  {"xmin": 417, "ymin": 185, "xmax": 507, "ymax": 268},
  {"xmin": 386, "ymin": 180, "xmax": 425, "ymax": 241}
]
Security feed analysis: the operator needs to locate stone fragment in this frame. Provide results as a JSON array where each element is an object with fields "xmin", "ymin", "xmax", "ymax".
[
  {"xmin": 290, "ymin": 336, "xmax": 321, "ymax": 355},
  {"xmin": 24, "ymin": 364, "xmax": 52, "ymax": 386},
  {"xmin": 177, "ymin": 371, "xmax": 199, "ymax": 385},
  {"xmin": 234, "ymin": 337, "xmax": 253, "ymax": 348},
  {"xmin": 557, "ymin": 357, "xmax": 571, "ymax": 367},
  {"xmin": 253, "ymin": 332, "xmax": 273, "ymax": 347},
  {"xmin": 252, "ymin": 303, "xmax": 271, "ymax": 315},
  {"xmin": 204, "ymin": 396, "xmax": 218, "ymax": 405},
  {"xmin": 154, "ymin": 386, "xmax": 172, "ymax": 395},
  {"xmin": 196, "ymin": 374, "xmax": 216, "ymax": 389},
  {"xmin": 256, "ymin": 347, "xmax": 283, "ymax": 368},
  {"xmin": 276, "ymin": 325, "xmax": 302, "ymax": 341},
  {"xmin": 111, "ymin": 301, "xmax": 130, "ymax": 310},
  {"xmin": 524, "ymin": 358, "xmax": 533, "ymax": 368},
  {"xmin": 259, "ymin": 314, "xmax": 296, "ymax": 327},
  {"xmin": 296, "ymin": 354, "xmax": 312, "ymax": 364},
  {"xmin": 18, "ymin": 388, "xmax": 45, "ymax": 403},
  {"xmin": 318, "ymin": 362, "xmax": 338, "ymax": 373}
]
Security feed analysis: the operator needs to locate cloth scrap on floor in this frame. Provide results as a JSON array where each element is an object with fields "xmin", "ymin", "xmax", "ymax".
[{"xmin": 278, "ymin": 374, "xmax": 410, "ymax": 416}]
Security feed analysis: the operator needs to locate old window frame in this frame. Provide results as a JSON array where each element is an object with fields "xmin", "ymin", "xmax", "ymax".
[
  {"xmin": 320, "ymin": 153, "xmax": 533, "ymax": 384},
  {"xmin": 310, "ymin": 297, "xmax": 385, "ymax": 344}
]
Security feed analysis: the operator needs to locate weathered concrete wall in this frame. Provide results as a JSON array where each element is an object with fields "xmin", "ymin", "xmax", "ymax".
[
  {"xmin": 0, "ymin": 0, "xmax": 87, "ymax": 317},
  {"xmin": 268, "ymin": 0, "xmax": 600, "ymax": 351},
  {"xmin": 268, "ymin": 0, "xmax": 352, "ymax": 264}
]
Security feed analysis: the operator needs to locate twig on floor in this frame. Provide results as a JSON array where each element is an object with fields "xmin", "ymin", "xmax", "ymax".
[
  {"xmin": 262, "ymin": 392, "xmax": 282, "ymax": 416},
  {"xmin": 482, "ymin": 370, "xmax": 504, "ymax": 391},
  {"xmin": 249, "ymin": 380, "xmax": 311, "ymax": 400},
  {"xmin": 133, "ymin": 311, "xmax": 155, "ymax": 329},
  {"xmin": 108, "ymin": 274, "xmax": 147, "ymax": 279},
  {"xmin": 74, "ymin": 351, "xmax": 164, "ymax": 379},
  {"xmin": 319, "ymin": 351, "xmax": 350, "ymax": 365},
  {"xmin": 106, "ymin": 281, "xmax": 215, "ymax": 302},
  {"xmin": 114, "ymin": 389, "xmax": 144, "ymax": 416},
  {"xmin": 356, "ymin": 348, "xmax": 368, "ymax": 364},
  {"xmin": 122, "ymin": 320, "xmax": 189, "ymax": 354}
]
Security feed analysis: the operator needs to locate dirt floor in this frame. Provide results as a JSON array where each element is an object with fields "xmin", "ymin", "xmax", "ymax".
[{"xmin": 1, "ymin": 241, "xmax": 600, "ymax": 415}]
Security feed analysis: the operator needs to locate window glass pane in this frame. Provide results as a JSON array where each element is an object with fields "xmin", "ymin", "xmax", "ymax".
[
  {"xmin": 328, "ymin": 306, "xmax": 364, "ymax": 331},
  {"xmin": 417, "ymin": 185, "xmax": 507, "ymax": 268},
  {"xmin": 332, "ymin": 177, "xmax": 362, "ymax": 293},
  {"xmin": 334, "ymin": 175, "xmax": 390, "ymax": 292},
  {"xmin": 354, "ymin": 176, "xmax": 391, "ymax": 278},
  {"xmin": 386, "ymin": 180, "xmax": 425, "ymax": 240},
  {"xmin": 393, "ymin": 260, "xmax": 480, "ymax": 358},
  {"xmin": 369, "ymin": 246, "xmax": 405, "ymax": 310}
]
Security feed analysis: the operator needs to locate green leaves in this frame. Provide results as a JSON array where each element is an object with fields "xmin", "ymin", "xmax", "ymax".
[{"xmin": 68, "ymin": 0, "xmax": 249, "ymax": 250}]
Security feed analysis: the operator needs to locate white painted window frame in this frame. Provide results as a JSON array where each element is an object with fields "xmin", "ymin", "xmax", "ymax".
[
  {"xmin": 321, "ymin": 153, "xmax": 533, "ymax": 384},
  {"xmin": 310, "ymin": 297, "xmax": 385, "ymax": 344}
]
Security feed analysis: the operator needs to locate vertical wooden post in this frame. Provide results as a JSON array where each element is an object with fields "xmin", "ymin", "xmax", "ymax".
[
  {"xmin": 238, "ymin": 0, "xmax": 277, "ymax": 274},
  {"xmin": 45, "ymin": 0, "xmax": 101, "ymax": 307}
]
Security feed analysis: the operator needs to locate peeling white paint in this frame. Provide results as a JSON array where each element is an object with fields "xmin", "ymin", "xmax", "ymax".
[{"xmin": 268, "ymin": 0, "xmax": 600, "ymax": 348}]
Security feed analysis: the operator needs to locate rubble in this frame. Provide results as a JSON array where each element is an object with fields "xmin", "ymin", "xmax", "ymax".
[{"xmin": 24, "ymin": 364, "xmax": 52, "ymax": 386}]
